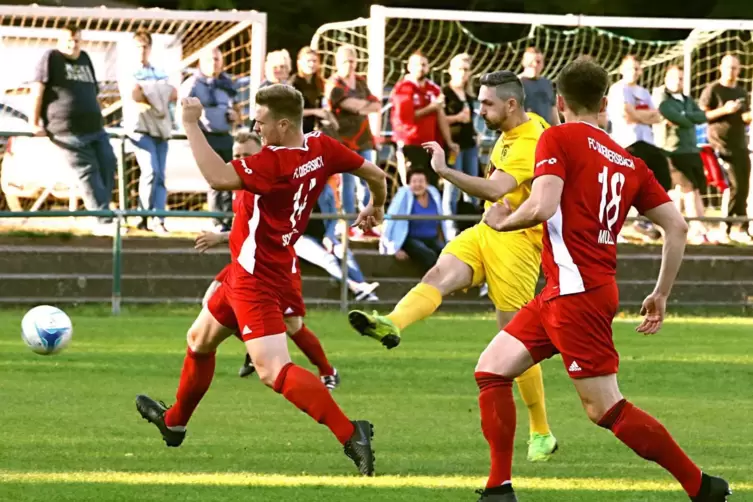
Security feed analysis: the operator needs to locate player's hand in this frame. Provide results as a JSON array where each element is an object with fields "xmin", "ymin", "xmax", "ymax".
[
  {"xmin": 483, "ymin": 200, "xmax": 512, "ymax": 231},
  {"xmin": 636, "ymin": 292, "xmax": 667, "ymax": 335},
  {"xmin": 723, "ymin": 99, "xmax": 742, "ymax": 114},
  {"xmin": 353, "ymin": 204, "xmax": 384, "ymax": 232},
  {"xmin": 194, "ymin": 231, "xmax": 224, "ymax": 253},
  {"xmin": 181, "ymin": 97, "xmax": 204, "ymax": 124},
  {"xmin": 422, "ymin": 141, "xmax": 448, "ymax": 174}
]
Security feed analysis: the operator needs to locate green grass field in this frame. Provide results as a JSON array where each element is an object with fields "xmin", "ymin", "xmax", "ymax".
[{"xmin": 1, "ymin": 308, "xmax": 752, "ymax": 501}]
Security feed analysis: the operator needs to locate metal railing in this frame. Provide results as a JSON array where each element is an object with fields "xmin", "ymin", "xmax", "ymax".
[{"xmin": 1, "ymin": 209, "xmax": 752, "ymax": 315}]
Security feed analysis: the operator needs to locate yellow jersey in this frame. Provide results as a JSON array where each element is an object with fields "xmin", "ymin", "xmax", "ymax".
[{"xmin": 485, "ymin": 112, "xmax": 550, "ymax": 212}]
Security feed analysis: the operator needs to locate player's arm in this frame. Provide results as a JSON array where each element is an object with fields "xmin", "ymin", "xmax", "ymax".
[
  {"xmin": 485, "ymin": 175, "xmax": 563, "ymax": 232},
  {"xmin": 195, "ymin": 230, "xmax": 230, "ymax": 253},
  {"xmin": 352, "ymin": 160, "xmax": 387, "ymax": 208},
  {"xmin": 643, "ymin": 202, "xmax": 688, "ymax": 298},
  {"xmin": 181, "ymin": 98, "xmax": 243, "ymax": 190}
]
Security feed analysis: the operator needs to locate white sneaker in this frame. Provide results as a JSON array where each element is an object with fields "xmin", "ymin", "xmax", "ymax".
[
  {"xmin": 479, "ymin": 283, "xmax": 489, "ymax": 298},
  {"xmin": 92, "ymin": 222, "xmax": 127, "ymax": 237},
  {"xmin": 354, "ymin": 282, "xmax": 380, "ymax": 301}
]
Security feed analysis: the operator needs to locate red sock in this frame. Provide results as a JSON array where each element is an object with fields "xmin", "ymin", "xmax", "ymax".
[
  {"xmin": 164, "ymin": 347, "xmax": 216, "ymax": 428},
  {"xmin": 476, "ymin": 371, "xmax": 516, "ymax": 488},
  {"xmin": 290, "ymin": 325, "xmax": 334, "ymax": 376},
  {"xmin": 599, "ymin": 399, "xmax": 702, "ymax": 497},
  {"xmin": 274, "ymin": 362, "xmax": 354, "ymax": 444}
]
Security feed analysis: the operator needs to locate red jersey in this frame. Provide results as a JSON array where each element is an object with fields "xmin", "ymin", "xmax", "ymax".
[
  {"xmin": 227, "ymin": 131, "xmax": 365, "ymax": 288},
  {"xmin": 534, "ymin": 122, "xmax": 670, "ymax": 300},
  {"xmin": 390, "ymin": 78, "xmax": 442, "ymax": 145}
]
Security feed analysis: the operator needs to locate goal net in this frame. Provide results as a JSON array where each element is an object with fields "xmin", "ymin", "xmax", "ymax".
[
  {"xmin": 312, "ymin": 9, "xmax": 753, "ymax": 208},
  {"xmin": 0, "ymin": 5, "xmax": 265, "ymax": 216}
]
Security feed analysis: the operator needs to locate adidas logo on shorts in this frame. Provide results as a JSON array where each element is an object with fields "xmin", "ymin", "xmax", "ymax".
[{"xmin": 568, "ymin": 360, "xmax": 582, "ymax": 373}]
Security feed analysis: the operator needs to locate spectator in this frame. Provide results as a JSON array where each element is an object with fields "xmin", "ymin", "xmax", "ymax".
[
  {"xmin": 326, "ymin": 44, "xmax": 381, "ymax": 235},
  {"xmin": 295, "ymin": 181, "xmax": 380, "ymax": 302},
  {"xmin": 700, "ymin": 54, "xmax": 752, "ymax": 241},
  {"xmin": 380, "ymin": 170, "xmax": 447, "ymax": 273},
  {"xmin": 654, "ymin": 65, "xmax": 713, "ymax": 243},
  {"xmin": 261, "ymin": 50, "xmax": 291, "ymax": 87},
  {"xmin": 120, "ymin": 29, "xmax": 177, "ymax": 234},
  {"xmin": 442, "ymin": 53, "xmax": 479, "ymax": 238},
  {"xmin": 607, "ymin": 55, "xmax": 671, "ymax": 240},
  {"xmin": 30, "ymin": 23, "xmax": 118, "ymax": 235},
  {"xmin": 519, "ymin": 47, "xmax": 559, "ymax": 125},
  {"xmin": 391, "ymin": 52, "xmax": 458, "ymax": 186},
  {"xmin": 180, "ymin": 47, "xmax": 240, "ymax": 231},
  {"xmin": 290, "ymin": 47, "xmax": 335, "ymax": 135}
]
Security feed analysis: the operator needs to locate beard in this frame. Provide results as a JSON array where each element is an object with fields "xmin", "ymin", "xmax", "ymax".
[{"xmin": 483, "ymin": 116, "xmax": 502, "ymax": 131}]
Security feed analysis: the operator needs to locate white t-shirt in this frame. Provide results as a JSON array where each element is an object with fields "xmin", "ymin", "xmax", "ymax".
[{"xmin": 607, "ymin": 81, "xmax": 656, "ymax": 148}]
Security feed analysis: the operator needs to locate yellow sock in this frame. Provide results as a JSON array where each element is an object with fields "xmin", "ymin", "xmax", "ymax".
[
  {"xmin": 515, "ymin": 364, "xmax": 551, "ymax": 436},
  {"xmin": 386, "ymin": 283, "xmax": 443, "ymax": 331}
]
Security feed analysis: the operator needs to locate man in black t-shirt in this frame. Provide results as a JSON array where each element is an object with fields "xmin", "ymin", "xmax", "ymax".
[
  {"xmin": 699, "ymin": 54, "xmax": 752, "ymax": 238},
  {"xmin": 30, "ymin": 23, "xmax": 117, "ymax": 233}
]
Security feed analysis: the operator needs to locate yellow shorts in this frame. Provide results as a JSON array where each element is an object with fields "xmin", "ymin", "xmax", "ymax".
[{"xmin": 442, "ymin": 223, "xmax": 542, "ymax": 312}]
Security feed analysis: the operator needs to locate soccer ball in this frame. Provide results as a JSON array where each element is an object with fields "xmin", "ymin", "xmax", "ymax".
[{"xmin": 21, "ymin": 305, "xmax": 73, "ymax": 355}]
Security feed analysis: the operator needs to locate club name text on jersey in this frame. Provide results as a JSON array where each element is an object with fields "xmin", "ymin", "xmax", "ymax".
[{"xmin": 294, "ymin": 156, "xmax": 324, "ymax": 179}]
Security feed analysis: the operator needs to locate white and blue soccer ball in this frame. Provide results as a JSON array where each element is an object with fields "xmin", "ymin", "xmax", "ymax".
[{"xmin": 21, "ymin": 305, "xmax": 73, "ymax": 355}]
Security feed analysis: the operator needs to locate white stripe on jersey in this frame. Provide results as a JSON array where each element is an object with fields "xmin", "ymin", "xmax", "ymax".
[
  {"xmin": 546, "ymin": 205, "xmax": 585, "ymax": 295},
  {"xmin": 237, "ymin": 194, "xmax": 262, "ymax": 274}
]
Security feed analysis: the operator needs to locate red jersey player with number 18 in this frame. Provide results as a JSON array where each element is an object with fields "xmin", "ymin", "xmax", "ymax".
[
  {"xmin": 475, "ymin": 59, "xmax": 730, "ymax": 502},
  {"xmin": 135, "ymin": 84, "xmax": 387, "ymax": 476}
]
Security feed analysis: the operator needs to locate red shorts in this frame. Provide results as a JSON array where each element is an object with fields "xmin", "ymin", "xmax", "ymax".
[
  {"xmin": 207, "ymin": 274, "xmax": 305, "ymax": 341},
  {"xmin": 505, "ymin": 282, "xmax": 620, "ymax": 379},
  {"xmin": 214, "ymin": 264, "xmax": 230, "ymax": 283}
]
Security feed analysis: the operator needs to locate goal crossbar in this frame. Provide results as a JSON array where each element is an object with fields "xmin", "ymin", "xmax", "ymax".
[{"xmin": 0, "ymin": 5, "xmax": 266, "ymax": 24}]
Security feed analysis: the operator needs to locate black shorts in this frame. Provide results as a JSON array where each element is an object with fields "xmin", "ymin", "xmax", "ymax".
[
  {"xmin": 627, "ymin": 141, "xmax": 672, "ymax": 191},
  {"xmin": 670, "ymin": 152, "xmax": 707, "ymax": 192}
]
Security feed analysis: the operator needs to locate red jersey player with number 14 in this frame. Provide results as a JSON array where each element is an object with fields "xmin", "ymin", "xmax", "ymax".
[
  {"xmin": 475, "ymin": 58, "xmax": 730, "ymax": 502},
  {"xmin": 135, "ymin": 84, "xmax": 387, "ymax": 476}
]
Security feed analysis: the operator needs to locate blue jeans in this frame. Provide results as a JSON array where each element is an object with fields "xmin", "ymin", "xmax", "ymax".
[
  {"xmin": 128, "ymin": 133, "xmax": 168, "ymax": 222},
  {"xmin": 442, "ymin": 145, "xmax": 479, "ymax": 216},
  {"xmin": 341, "ymin": 149, "xmax": 374, "ymax": 219},
  {"xmin": 402, "ymin": 236, "xmax": 444, "ymax": 273},
  {"xmin": 51, "ymin": 130, "xmax": 117, "ymax": 224}
]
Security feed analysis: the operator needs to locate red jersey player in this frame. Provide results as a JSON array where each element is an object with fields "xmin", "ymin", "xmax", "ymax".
[
  {"xmin": 475, "ymin": 59, "xmax": 730, "ymax": 502},
  {"xmin": 135, "ymin": 84, "xmax": 387, "ymax": 476}
]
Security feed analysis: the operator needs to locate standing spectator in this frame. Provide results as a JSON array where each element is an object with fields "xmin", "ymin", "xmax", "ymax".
[
  {"xmin": 380, "ymin": 170, "xmax": 446, "ymax": 273},
  {"xmin": 120, "ymin": 29, "xmax": 177, "ymax": 233},
  {"xmin": 180, "ymin": 47, "xmax": 240, "ymax": 231},
  {"xmin": 326, "ymin": 45, "xmax": 381, "ymax": 234},
  {"xmin": 519, "ymin": 47, "xmax": 559, "ymax": 126},
  {"xmin": 30, "ymin": 24, "xmax": 118, "ymax": 234},
  {"xmin": 442, "ymin": 53, "xmax": 479, "ymax": 238},
  {"xmin": 261, "ymin": 50, "xmax": 291, "ymax": 88},
  {"xmin": 607, "ymin": 55, "xmax": 671, "ymax": 240},
  {"xmin": 391, "ymin": 52, "xmax": 458, "ymax": 186},
  {"xmin": 654, "ymin": 65, "xmax": 712, "ymax": 242},
  {"xmin": 700, "ymin": 54, "xmax": 752, "ymax": 241},
  {"xmin": 290, "ymin": 47, "xmax": 334, "ymax": 134}
]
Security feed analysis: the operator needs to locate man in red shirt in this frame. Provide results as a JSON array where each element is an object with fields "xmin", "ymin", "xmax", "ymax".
[
  {"xmin": 476, "ymin": 58, "xmax": 730, "ymax": 501},
  {"xmin": 135, "ymin": 84, "xmax": 387, "ymax": 476},
  {"xmin": 391, "ymin": 52, "xmax": 458, "ymax": 186}
]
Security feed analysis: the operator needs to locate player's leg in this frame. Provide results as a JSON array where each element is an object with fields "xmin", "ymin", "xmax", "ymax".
[
  {"xmin": 203, "ymin": 278, "xmax": 254, "ymax": 377},
  {"xmin": 136, "ymin": 289, "xmax": 235, "ymax": 447},
  {"xmin": 348, "ymin": 227, "xmax": 480, "ymax": 349},
  {"xmin": 474, "ymin": 301, "xmax": 557, "ymax": 501},
  {"xmin": 284, "ymin": 315, "xmax": 339, "ymax": 390},
  {"xmin": 572, "ymin": 375, "xmax": 729, "ymax": 501},
  {"xmin": 246, "ymin": 333, "xmax": 374, "ymax": 475}
]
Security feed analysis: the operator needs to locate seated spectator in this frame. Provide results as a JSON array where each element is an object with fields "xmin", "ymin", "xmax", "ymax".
[
  {"xmin": 391, "ymin": 52, "xmax": 457, "ymax": 186},
  {"xmin": 120, "ymin": 29, "xmax": 177, "ymax": 234},
  {"xmin": 380, "ymin": 170, "xmax": 447, "ymax": 272},
  {"xmin": 442, "ymin": 53, "xmax": 479, "ymax": 238},
  {"xmin": 290, "ymin": 47, "xmax": 337, "ymax": 135},
  {"xmin": 30, "ymin": 24, "xmax": 118, "ymax": 235},
  {"xmin": 654, "ymin": 65, "xmax": 713, "ymax": 243},
  {"xmin": 294, "ymin": 181, "xmax": 380, "ymax": 301}
]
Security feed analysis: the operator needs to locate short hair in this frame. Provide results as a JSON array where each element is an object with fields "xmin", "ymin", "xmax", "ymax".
[
  {"xmin": 407, "ymin": 169, "xmax": 428, "ymax": 183},
  {"xmin": 556, "ymin": 57, "xmax": 609, "ymax": 115},
  {"xmin": 234, "ymin": 130, "xmax": 261, "ymax": 146},
  {"xmin": 665, "ymin": 64, "xmax": 683, "ymax": 74},
  {"xmin": 336, "ymin": 44, "xmax": 358, "ymax": 59},
  {"xmin": 62, "ymin": 23, "xmax": 81, "ymax": 36},
  {"xmin": 133, "ymin": 29, "xmax": 152, "ymax": 47},
  {"xmin": 622, "ymin": 54, "xmax": 640, "ymax": 65},
  {"xmin": 255, "ymin": 84, "xmax": 304, "ymax": 126},
  {"xmin": 479, "ymin": 70, "xmax": 525, "ymax": 104},
  {"xmin": 525, "ymin": 46, "xmax": 542, "ymax": 55}
]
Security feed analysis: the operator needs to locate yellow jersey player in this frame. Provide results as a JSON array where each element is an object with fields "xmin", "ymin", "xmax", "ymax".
[{"xmin": 349, "ymin": 70, "xmax": 558, "ymax": 462}]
